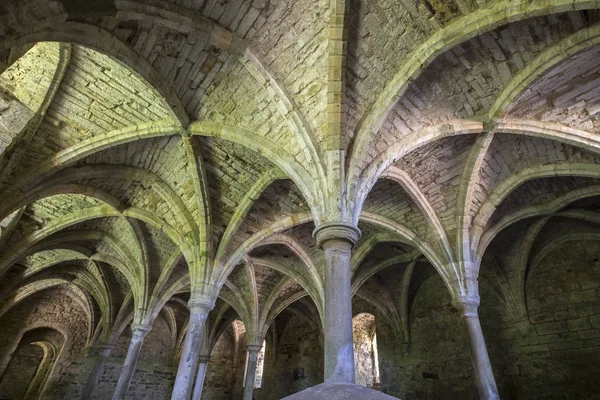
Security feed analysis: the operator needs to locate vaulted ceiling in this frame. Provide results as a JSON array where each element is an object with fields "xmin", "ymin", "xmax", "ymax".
[{"xmin": 1, "ymin": 0, "xmax": 600, "ymax": 351}]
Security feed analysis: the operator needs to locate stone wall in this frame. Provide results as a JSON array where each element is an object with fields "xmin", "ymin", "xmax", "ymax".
[
  {"xmin": 258, "ymin": 315, "xmax": 324, "ymax": 400},
  {"xmin": 202, "ymin": 329, "xmax": 236, "ymax": 400},
  {"xmin": 84, "ymin": 315, "xmax": 178, "ymax": 399},
  {"xmin": 0, "ymin": 285, "xmax": 186, "ymax": 400},
  {"xmin": 1, "ymin": 248, "xmax": 598, "ymax": 400},
  {"xmin": 481, "ymin": 240, "xmax": 600, "ymax": 400},
  {"xmin": 375, "ymin": 273, "xmax": 476, "ymax": 399},
  {"xmin": 0, "ymin": 287, "xmax": 90, "ymax": 399},
  {"xmin": 0, "ymin": 343, "xmax": 44, "ymax": 399},
  {"xmin": 372, "ymin": 241, "xmax": 600, "ymax": 399},
  {"xmin": 88, "ymin": 359, "xmax": 175, "ymax": 400}
]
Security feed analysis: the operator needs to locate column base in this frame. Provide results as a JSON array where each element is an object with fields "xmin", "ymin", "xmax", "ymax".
[{"xmin": 282, "ymin": 383, "xmax": 399, "ymax": 400}]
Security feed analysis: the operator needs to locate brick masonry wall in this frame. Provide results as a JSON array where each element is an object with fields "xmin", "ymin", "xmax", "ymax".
[
  {"xmin": 191, "ymin": 238, "xmax": 600, "ymax": 400},
  {"xmin": 373, "ymin": 240, "xmax": 600, "ymax": 399},
  {"xmin": 202, "ymin": 330, "xmax": 235, "ymax": 400},
  {"xmin": 481, "ymin": 240, "xmax": 600, "ymax": 400},
  {"xmin": 0, "ymin": 343, "xmax": 44, "ymax": 399},
  {"xmin": 376, "ymin": 274, "xmax": 477, "ymax": 399},
  {"xmin": 80, "ymin": 317, "xmax": 178, "ymax": 399},
  {"xmin": 2, "ymin": 244, "xmax": 598, "ymax": 400},
  {"xmin": 88, "ymin": 359, "xmax": 175, "ymax": 400},
  {"xmin": 0, "ymin": 287, "xmax": 90, "ymax": 399},
  {"xmin": 258, "ymin": 315, "xmax": 323, "ymax": 400},
  {"xmin": 0, "ymin": 286, "xmax": 182, "ymax": 400}
]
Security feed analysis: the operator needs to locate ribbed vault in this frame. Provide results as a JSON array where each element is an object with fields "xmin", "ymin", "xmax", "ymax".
[{"xmin": 1, "ymin": 1, "xmax": 600, "ymax": 399}]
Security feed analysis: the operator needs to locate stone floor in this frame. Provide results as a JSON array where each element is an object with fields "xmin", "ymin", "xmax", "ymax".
[{"xmin": 283, "ymin": 383, "xmax": 399, "ymax": 400}]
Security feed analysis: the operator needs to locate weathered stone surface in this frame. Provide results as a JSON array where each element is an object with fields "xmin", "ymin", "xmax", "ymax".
[
  {"xmin": 1, "ymin": 2, "xmax": 600, "ymax": 400},
  {"xmin": 282, "ymin": 382, "xmax": 399, "ymax": 399}
]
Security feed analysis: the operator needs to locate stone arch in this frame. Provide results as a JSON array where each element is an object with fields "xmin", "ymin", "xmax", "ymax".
[
  {"xmin": 471, "ymin": 163, "xmax": 600, "ymax": 244},
  {"xmin": 348, "ymin": 0, "xmax": 600, "ymax": 180},
  {"xmin": 477, "ymin": 186, "xmax": 600, "ymax": 259},
  {"xmin": 190, "ymin": 122, "xmax": 320, "ymax": 222},
  {"xmin": 0, "ymin": 320, "xmax": 75, "ymax": 399},
  {"xmin": 0, "ymin": 23, "xmax": 188, "ymax": 125},
  {"xmin": 216, "ymin": 212, "xmax": 313, "ymax": 287},
  {"xmin": 0, "ymin": 339, "xmax": 47, "ymax": 399},
  {"xmin": 0, "ymin": 280, "xmax": 94, "ymax": 335},
  {"xmin": 488, "ymin": 24, "xmax": 600, "ymax": 119},
  {"xmin": 3, "ymin": 327, "xmax": 65, "ymax": 400},
  {"xmin": 351, "ymin": 121, "xmax": 483, "ymax": 222}
]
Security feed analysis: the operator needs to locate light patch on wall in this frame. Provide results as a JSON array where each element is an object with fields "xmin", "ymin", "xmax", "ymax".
[
  {"xmin": 243, "ymin": 340, "xmax": 266, "ymax": 389},
  {"xmin": 353, "ymin": 313, "xmax": 380, "ymax": 387}
]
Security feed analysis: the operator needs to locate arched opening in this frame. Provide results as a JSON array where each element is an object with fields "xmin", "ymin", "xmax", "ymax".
[
  {"xmin": 21, "ymin": 341, "xmax": 56, "ymax": 400},
  {"xmin": 0, "ymin": 327, "xmax": 63, "ymax": 400},
  {"xmin": 0, "ymin": 343, "xmax": 44, "ymax": 399},
  {"xmin": 353, "ymin": 313, "xmax": 380, "ymax": 388}
]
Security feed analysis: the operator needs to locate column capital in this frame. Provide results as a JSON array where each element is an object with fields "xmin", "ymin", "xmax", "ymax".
[
  {"xmin": 313, "ymin": 222, "xmax": 361, "ymax": 249},
  {"xmin": 445, "ymin": 261, "xmax": 480, "ymax": 300},
  {"xmin": 198, "ymin": 355, "xmax": 211, "ymax": 363},
  {"xmin": 453, "ymin": 295, "xmax": 480, "ymax": 318},
  {"xmin": 247, "ymin": 344, "xmax": 263, "ymax": 353},
  {"xmin": 131, "ymin": 323, "xmax": 151, "ymax": 340},
  {"xmin": 188, "ymin": 294, "xmax": 216, "ymax": 313},
  {"xmin": 97, "ymin": 342, "xmax": 116, "ymax": 351},
  {"xmin": 400, "ymin": 342, "xmax": 410, "ymax": 354}
]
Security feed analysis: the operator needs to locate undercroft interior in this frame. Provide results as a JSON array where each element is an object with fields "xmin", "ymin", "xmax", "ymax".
[{"xmin": 1, "ymin": 1, "xmax": 600, "ymax": 399}]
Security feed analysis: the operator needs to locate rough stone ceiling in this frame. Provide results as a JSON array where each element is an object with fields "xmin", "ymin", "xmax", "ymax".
[{"xmin": 1, "ymin": 0, "xmax": 600, "ymax": 347}]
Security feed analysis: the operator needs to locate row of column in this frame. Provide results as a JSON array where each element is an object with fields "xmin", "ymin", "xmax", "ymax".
[
  {"xmin": 81, "ymin": 296, "xmax": 216, "ymax": 400},
  {"xmin": 180, "ymin": 343, "xmax": 262, "ymax": 400},
  {"xmin": 82, "ymin": 223, "xmax": 499, "ymax": 400},
  {"xmin": 314, "ymin": 223, "xmax": 499, "ymax": 399},
  {"xmin": 188, "ymin": 343, "xmax": 262, "ymax": 400},
  {"xmin": 84, "ymin": 338, "xmax": 261, "ymax": 400},
  {"xmin": 82, "ymin": 324, "xmax": 151, "ymax": 400}
]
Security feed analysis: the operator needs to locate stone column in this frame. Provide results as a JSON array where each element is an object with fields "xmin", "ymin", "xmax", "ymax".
[
  {"xmin": 171, "ymin": 297, "xmax": 214, "ymax": 400},
  {"xmin": 313, "ymin": 223, "xmax": 360, "ymax": 383},
  {"xmin": 112, "ymin": 324, "xmax": 150, "ymax": 400},
  {"xmin": 242, "ymin": 344, "xmax": 262, "ymax": 400},
  {"xmin": 455, "ymin": 296, "xmax": 500, "ymax": 400},
  {"xmin": 81, "ymin": 342, "xmax": 115, "ymax": 399},
  {"xmin": 191, "ymin": 355, "xmax": 211, "ymax": 400}
]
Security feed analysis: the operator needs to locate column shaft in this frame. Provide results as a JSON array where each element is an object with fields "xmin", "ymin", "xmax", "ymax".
[
  {"xmin": 81, "ymin": 343, "xmax": 114, "ymax": 399},
  {"xmin": 191, "ymin": 356, "xmax": 210, "ymax": 400},
  {"xmin": 171, "ymin": 303, "xmax": 212, "ymax": 400},
  {"xmin": 112, "ymin": 326, "xmax": 150, "ymax": 400},
  {"xmin": 242, "ymin": 345, "xmax": 261, "ymax": 400},
  {"xmin": 458, "ymin": 300, "xmax": 500, "ymax": 400},
  {"xmin": 322, "ymin": 238, "xmax": 355, "ymax": 383}
]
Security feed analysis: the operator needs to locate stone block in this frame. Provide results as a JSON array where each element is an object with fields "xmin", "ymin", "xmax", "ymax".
[
  {"xmin": 567, "ymin": 317, "xmax": 591, "ymax": 332},
  {"xmin": 535, "ymin": 321, "xmax": 568, "ymax": 336}
]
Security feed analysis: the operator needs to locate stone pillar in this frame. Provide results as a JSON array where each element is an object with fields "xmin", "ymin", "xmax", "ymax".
[
  {"xmin": 171, "ymin": 297, "xmax": 214, "ymax": 400},
  {"xmin": 112, "ymin": 324, "xmax": 151, "ymax": 400},
  {"xmin": 191, "ymin": 355, "xmax": 211, "ymax": 400},
  {"xmin": 313, "ymin": 223, "xmax": 360, "ymax": 383},
  {"xmin": 242, "ymin": 344, "xmax": 262, "ymax": 400},
  {"xmin": 81, "ymin": 342, "xmax": 115, "ymax": 399},
  {"xmin": 455, "ymin": 296, "xmax": 500, "ymax": 400}
]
